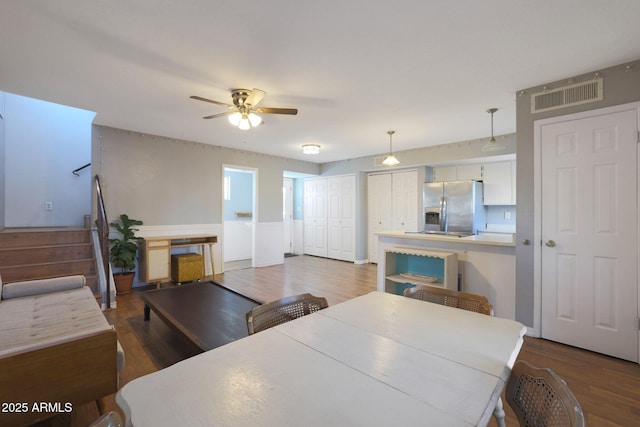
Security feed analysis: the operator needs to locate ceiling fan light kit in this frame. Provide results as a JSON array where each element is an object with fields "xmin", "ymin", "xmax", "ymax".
[
  {"xmin": 481, "ymin": 107, "xmax": 506, "ymax": 152},
  {"xmin": 191, "ymin": 88, "xmax": 297, "ymax": 130},
  {"xmin": 302, "ymin": 144, "xmax": 321, "ymax": 155},
  {"xmin": 382, "ymin": 130, "xmax": 400, "ymax": 165}
]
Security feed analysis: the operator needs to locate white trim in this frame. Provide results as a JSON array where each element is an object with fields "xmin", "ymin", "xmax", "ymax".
[{"xmin": 533, "ymin": 101, "xmax": 640, "ymax": 348}]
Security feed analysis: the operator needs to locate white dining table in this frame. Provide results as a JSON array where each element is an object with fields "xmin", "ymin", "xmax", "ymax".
[{"xmin": 116, "ymin": 291, "xmax": 526, "ymax": 426}]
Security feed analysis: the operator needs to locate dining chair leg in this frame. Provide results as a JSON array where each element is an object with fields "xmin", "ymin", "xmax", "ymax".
[{"xmin": 493, "ymin": 397, "xmax": 506, "ymax": 427}]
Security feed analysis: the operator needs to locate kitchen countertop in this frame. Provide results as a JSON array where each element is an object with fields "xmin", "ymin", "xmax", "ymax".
[{"xmin": 375, "ymin": 230, "xmax": 516, "ymax": 247}]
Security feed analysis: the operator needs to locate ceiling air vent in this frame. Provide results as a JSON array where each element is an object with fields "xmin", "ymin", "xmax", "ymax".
[{"xmin": 531, "ymin": 78, "xmax": 603, "ymax": 113}]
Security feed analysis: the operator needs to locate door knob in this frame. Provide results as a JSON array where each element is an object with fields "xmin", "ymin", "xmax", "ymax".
[
  {"xmin": 522, "ymin": 239, "xmax": 531, "ymax": 246},
  {"xmin": 545, "ymin": 240, "xmax": 556, "ymax": 247}
]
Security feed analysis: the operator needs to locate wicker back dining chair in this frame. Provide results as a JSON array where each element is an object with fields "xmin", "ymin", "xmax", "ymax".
[
  {"xmin": 403, "ymin": 285, "xmax": 493, "ymax": 316},
  {"xmin": 506, "ymin": 360, "xmax": 585, "ymax": 427},
  {"xmin": 246, "ymin": 293, "xmax": 329, "ymax": 335}
]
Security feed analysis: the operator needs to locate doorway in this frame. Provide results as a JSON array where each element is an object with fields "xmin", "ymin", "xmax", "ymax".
[
  {"xmin": 534, "ymin": 102, "xmax": 640, "ymax": 362},
  {"xmin": 283, "ymin": 178, "xmax": 293, "ymax": 255},
  {"xmin": 222, "ymin": 166, "xmax": 256, "ymax": 272}
]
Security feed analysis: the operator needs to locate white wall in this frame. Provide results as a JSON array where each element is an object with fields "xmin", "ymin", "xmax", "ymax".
[{"xmin": 3, "ymin": 92, "xmax": 95, "ymax": 227}]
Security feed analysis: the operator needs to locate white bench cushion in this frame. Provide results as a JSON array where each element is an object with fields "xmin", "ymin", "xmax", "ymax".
[
  {"xmin": 1, "ymin": 275, "xmax": 86, "ymax": 300},
  {"xmin": 0, "ymin": 286, "xmax": 112, "ymax": 356}
]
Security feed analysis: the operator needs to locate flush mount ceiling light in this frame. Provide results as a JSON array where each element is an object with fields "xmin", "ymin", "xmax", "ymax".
[
  {"xmin": 481, "ymin": 108, "xmax": 506, "ymax": 152},
  {"xmin": 382, "ymin": 130, "xmax": 400, "ymax": 165},
  {"xmin": 302, "ymin": 144, "xmax": 321, "ymax": 155}
]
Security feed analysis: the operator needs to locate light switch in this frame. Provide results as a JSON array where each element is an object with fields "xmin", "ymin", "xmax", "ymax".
[
  {"xmin": 504, "ymin": 211, "xmax": 511, "ymax": 219},
  {"xmin": 45, "ymin": 201, "xmax": 53, "ymax": 211}
]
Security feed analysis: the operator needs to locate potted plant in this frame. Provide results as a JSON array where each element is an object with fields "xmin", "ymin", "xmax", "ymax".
[{"xmin": 109, "ymin": 213, "xmax": 143, "ymax": 295}]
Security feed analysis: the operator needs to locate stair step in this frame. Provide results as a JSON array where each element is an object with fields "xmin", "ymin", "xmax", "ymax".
[
  {"xmin": 0, "ymin": 259, "xmax": 97, "ymax": 283},
  {"xmin": 0, "ymin": 228, "xmax": 102, "ymax": 298},
  {"xmin": 0, "ymin": 228, "xmax": 91, "ymax": 249},
  {"xmin": 0, "ymin": 243, "xmax": 94, "ymax": 265}
]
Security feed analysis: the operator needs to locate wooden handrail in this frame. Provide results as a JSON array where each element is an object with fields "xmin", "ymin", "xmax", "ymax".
[{"xmin": 94, "ymin": 175, "xmax": 111, "ymax": 308}]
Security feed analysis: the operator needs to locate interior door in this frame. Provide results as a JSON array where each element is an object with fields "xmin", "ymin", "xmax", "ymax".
[
  {"xmin": 368, "ymin": 173, "xmax": 392, "ymax": 263},
  {"xmin": 392, "ymin": 170, "xmax": 419, "ymax": 231},
  {"xmin": 303, "ymin": 178, "xmax": 327, "ymax": 257},
  {"xmin": 540, "ymin": 108, "xmax": 639, "ymax": 362}
]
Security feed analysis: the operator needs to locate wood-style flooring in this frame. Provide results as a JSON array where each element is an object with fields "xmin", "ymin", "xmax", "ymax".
[{"xmin": 33, "ymin": 255, "xmax": 640, "ymax": 426}]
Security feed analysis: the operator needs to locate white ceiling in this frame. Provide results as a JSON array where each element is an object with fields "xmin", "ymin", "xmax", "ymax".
[{"xmin": 2, "ymin": 1, "xmax": 640, "ymax": 163}]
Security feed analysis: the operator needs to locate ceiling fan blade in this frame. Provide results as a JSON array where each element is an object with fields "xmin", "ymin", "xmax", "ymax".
[
  {"xmin": 245, "ymin": 88, "xmax": 266, "ymax": 107},
  {"xmin": 190, "ymin": 95, "xmax": 233, "ymax": 108},
  {"xmin": 257, "ymin": 107, "xmax": 298, "ymax": 115},
  {"xmin": 203, "ymin": 111, "xmax": 233, "ymax": 119}
]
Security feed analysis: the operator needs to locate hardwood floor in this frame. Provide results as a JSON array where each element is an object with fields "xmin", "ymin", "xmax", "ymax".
[{"xmin": 34, "ymin": 255, "xmax": 640, "ymax": 426}]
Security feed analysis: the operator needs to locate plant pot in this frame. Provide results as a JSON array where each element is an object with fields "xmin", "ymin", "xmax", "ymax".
[{"xmin": 114, "ymin": 272, "xmax": 135, "ymax": 295}]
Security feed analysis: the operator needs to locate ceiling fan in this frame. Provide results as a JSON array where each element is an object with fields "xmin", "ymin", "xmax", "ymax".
[{"xmin": 190, "ymin": 88, "xmax": 298, "ymax": 130}]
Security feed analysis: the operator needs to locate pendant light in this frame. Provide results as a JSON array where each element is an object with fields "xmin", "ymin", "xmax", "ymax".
[
  {"xmin": 382, "ymin": 130, "xmax": 399, "ymax": 165},
  {"xmin": 481, "ymin": 108, "xmax": 506, "ymax": 152}
]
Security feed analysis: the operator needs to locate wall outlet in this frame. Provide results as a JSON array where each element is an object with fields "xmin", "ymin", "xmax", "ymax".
[
  {"xmin": 44, "ymin": 201, "xmax": 53, "ymax": 211},
  {"xmin": 504, "ymin": 211, "xmax": 511, "ymax": 219}
]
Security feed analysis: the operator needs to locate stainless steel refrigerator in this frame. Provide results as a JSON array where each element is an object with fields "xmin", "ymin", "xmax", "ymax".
[{"xmin": 423, "ymin": 180, "xmax": 485, "ymax": 235}]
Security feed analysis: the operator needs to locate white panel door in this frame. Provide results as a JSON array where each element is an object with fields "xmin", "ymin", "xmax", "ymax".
[
  {"xmin": 540, "ymin": 109, "xmax": 638, "ymax": 362},
  {"xmin": 303, "ymin": 178, "xmax": 327, "ymax": 257},
  {"xmin": 392, "ymin": 170, "xmax": 419, "ymax": 231},
  {"xmin": 328, "ymin": 176, "xmax": 355, "ymax": 261},
  {"xmin": 338, "ymin": 175, "xmax": 355, "ymax": 262},
  {"xmin": 328, "ymin": 177, "xmax": 342, "ymax": 260},
  {"xmin": 368, "ymin": 173, "xmax": 392, "ymax": 263}
]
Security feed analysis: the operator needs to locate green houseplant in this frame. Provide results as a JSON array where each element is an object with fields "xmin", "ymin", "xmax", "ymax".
[{"xmin": 109, "ymin": 214, "xmax": 143, "ymax": 294}]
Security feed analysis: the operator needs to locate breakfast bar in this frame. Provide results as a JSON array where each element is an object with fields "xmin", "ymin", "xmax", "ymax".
[
  {"xmin": 375, "ymin": 231, "xmax": 516, "ymax": 319},
  {"xmin": 117, "ymin": 291, "xmax": 526, "ymax": 426}
]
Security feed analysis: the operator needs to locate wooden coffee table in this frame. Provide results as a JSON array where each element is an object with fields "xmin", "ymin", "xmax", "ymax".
[{"xmin": 142, "ymin": 282, "xmax": 260, "ymax": 351}]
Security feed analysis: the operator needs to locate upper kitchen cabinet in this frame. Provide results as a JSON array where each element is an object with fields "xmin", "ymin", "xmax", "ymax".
[
  {"xmin": 455, "ymin": 164, "xmax": 483, "ymax": 181},
  {"xmin": 432, "ymin": 164, "xmax": 482, "ymax": 182},
  {"xmin": 482, "ymin": 160, "xmax": 516, "ymax": 205}
]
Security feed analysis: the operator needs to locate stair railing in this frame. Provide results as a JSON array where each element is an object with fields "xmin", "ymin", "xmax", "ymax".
[
  {"xmin": 94, "ymin": 175, "xmax": 112, "ymax": 308},
  {"xmin": 73, "ymin": 162, "xmax": 91, "ymax": 176}
]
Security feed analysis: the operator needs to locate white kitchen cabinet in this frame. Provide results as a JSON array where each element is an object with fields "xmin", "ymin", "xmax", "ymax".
[
  {"xmin": 456, "ymin": 164, "xmax": 483, "ymax": 181},
  {"xmin": 368, "ymin": 170, "xmax": 419, "ymax": 263},
  {"xmin": 482, "ymin": 161, "xmax": 516, "ymax": 205},
  {"xmin": 432, "ymin": 164, "xmax": 482, "ymax": 182},
  {"xmin": 432, "ymin": 166, "xmax": 457, "ymax": 182}
]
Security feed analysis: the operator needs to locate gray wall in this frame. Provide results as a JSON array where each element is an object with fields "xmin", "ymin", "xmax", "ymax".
[
  {"xmin": 92, "ymin": 125, "xmax": 320, "ymax": 225},
  {"xmin": 515, "ymin": 60, "xmax": 640, "ymax": 326}
]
